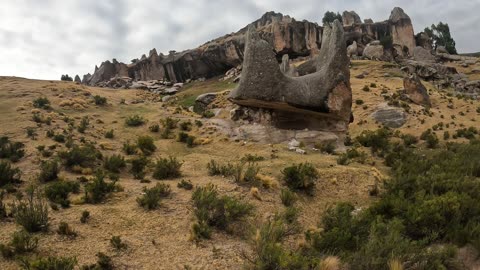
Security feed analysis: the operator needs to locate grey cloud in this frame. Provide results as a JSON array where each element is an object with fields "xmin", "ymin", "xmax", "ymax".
[{"xmin": 0, "ymin": 0, "xmax": 478, "ymax": 80}]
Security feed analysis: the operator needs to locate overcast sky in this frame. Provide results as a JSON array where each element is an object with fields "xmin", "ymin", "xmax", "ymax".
[{"xmin": 1, "ymin": 0, "xmax": 479, "ymax": 80}]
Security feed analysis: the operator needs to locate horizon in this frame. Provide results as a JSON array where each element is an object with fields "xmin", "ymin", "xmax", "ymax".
[{"xmin": 1, "ymin": 0, "xmax": 479, "ymax": 80}]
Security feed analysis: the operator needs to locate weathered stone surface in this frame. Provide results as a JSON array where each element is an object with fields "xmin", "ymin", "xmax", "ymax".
[
  {"xmin": 82, "ymin": 73, "xmax": 92, "ymax": 84},
  {"xmin": 413, "ymin": 46, "xmax": 435, "ymax": 63},
  {"xmin": 389, "ymin": 7, "xmax": 415, "ymax": 56},
  {"xmin": 347, "ymin": 41, "xmax": 358, "ymax": 58},
  {"xmin": 363, "ymin": 42, "xmax": 384, "ymax": 60},
  {"xmin": 342, "ymin": 11, "xmax": 362, "ymax": 26},
  {"xmin": 194, "ymin": 93, "xmax": 218, "ymax": 113},
  {"xmin": 415, "ymin": 32, "xmax": 432, "ymax": 50},
  {"xmin": 403, "ymin": 74, "xmax": 431, "ymax": 106},
  {"xmin": 372, "ymin": 103, "xmax": 407, "ymax": 128},
  {"xmin": 229, "ymin": 20, "xmax": 352, "ymax": 125},
  {"xmin": 364, "ymin": 18, "xmax": 374, "ymax": 24},
  {"xmin": 403, "ymin": 60, "xmax": 457, "ymax": 80},
  {"xmin": 74, "ymin": 75, "xmax": 81, "ymax": 83}
]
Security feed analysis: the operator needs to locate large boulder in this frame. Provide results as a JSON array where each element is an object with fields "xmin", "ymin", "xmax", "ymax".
[
  {"xmin": 342, "ymin": 11, "xmax": 362, "ymax": 26},
  {"xmin": 389, "ymin": 7, "xmax": 415, "ymax": 56},
  {"xmin": 403, "ymin": 74, "xmax": 431, "ymax": 106},
  {"xmin": 413, "ymin": 46, "xmax": 435, "ymax": 63},
  {"xmin": 347, "ymin": 41, "xmax": 358, "ymax": 58},
  {"xmin": 372, "ymin": 104, "xmax": 407, "ymax": 128},
  {"xmin": 229, "ymin": 20, "xmax": 352, "ymax": 130},
  {"xmin": 415, "ymin": 32, "xmax": 433, "ymax": 50},
  {"xmin": 74, "ymin": 75, "xmax": 81, "ymax": 83},
  {"xmin": 363, "ymin": 42, "xmax": 384, "ymax": 60},
  {"xmin": 194, "ymin": 93, "xmax": 218, "ymax": 113}
]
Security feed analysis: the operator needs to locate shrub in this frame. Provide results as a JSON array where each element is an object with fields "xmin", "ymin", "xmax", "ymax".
[
  {"xmin": 0, "ymin": 191, "xmax": 6, "ymax": 219},
  {"xmin": 152, "ymin": 157, "xmax": 182, "ymax": 180},
  {"xmin": 84, "ymin": 173, "xmax": 116, "ymax": 204},
  {"xmin": 20, "ymin": 256, "xmax": 77, "ymax": 269},
  {"xmin": 80, "ymin": 210, "xmax": 90, "ymax": 223},
  {"xmin": 137, "ymin": 135, "xmax": 156, "ymax": 155},
  {"xmin": 130, "ymin": 156, "xmax": 149, "ymax": 180},
  {"xmin": 282, "ymin": 163, "xmax": 318, "ymax": 195},
  {"xmin": 362, "ymin": 85, "xmax": 370, "ymax": 92},
  {"xmin": 44, "ymin": 180, "xmax": 79, "ymax": 208},
  {"xmin": 355, "ymin": 99, "xmax": 364, "ymax": 105},
  {"xmin": 0, "ymin": 230, "xmax": 38, "ymax": 258},
  {"xmin": 401, "ymin": 134, "xmax": 418, "ymax": 147},
  {"xmin": 0, "ymin": 137, "xmax": 25, "ymax": 162},
  {"xmin": 103, "ymin": 154, "xmax": 126, "ymax": 173},
  {"xmin": 162, "ymin": 117, "xmax": 178, "ymax": 130},
  {"xmin": 207, "ymin": 160, "xmax": 235, "ymax": 177},
  {"xmin": 444, "ymin": 131, "xmax": 450, "ymax": 140},
  {"xmin": 77, "ymin": 116, "xmax": 89, "ymax": 133},
  {"xmin": 370, "ymin": 83, "xmax": 377, "ymax": 88},
  {"xmin": 11, "ymin": 186, "xmax": 49, "ymax": 232},
  {"xmin": 420, "ymin": 129, "xmax": 439, "ymax": 148},
  {"xmin": 57, "ymin": 222, "xmax": 77, "ymax": 238},
  {"xmin": 315, "ymin": 142, "xmax": 336, "ymax": 154},
  {"xmin": 177, "ymin": 131, "xmax": 189, "ymax": 143},
  {"xmin": 357, "ymin": 128, "xmax": 392, "ymax": 154},
  {"xmin": 33, "ymin": 97, "xmax": 51, "ymax": 109},
  {"xmin": 177, "ymin": 179, "xmax": 193, "ymax": 190},
  {"xmin": 179, "ymin": 121, "xmax": 192, "ymax": 131},
  {"xmin": 110, "ymin": 236, "xmax": 127, "ymax": 250},
  {"xmin": 194, "ymin": 120, "xmax": 203, "ymax": 127},
  {"xmin": 93, "ymin": 95, "xmax": 107, "ymax": 105},
  {"xmin": 280, "ymin": 189, "xmax": 297, "ymax": 207},
  {"xmin": 26, "ymin": 127, "xmax": 37, "ymax": 139},
  {"xmin": 125, "ymin": 114, "xmax": 145, "ymax": 127},
  {"xmin": 0, "ymin": 160, "xmax": 21, "ymax": 187},
  {"xmin": 137, "ymin": 183, "xmax": 171, "ymax": 210},
  {"xmin": 191, "ymin": 183, "xmax": 253, "ymax": 239},
  {"xmin": 241, "ymin": 154, "xmax": 265, "ymax": 162},
  {"xmin": 105, "ymin": 129, "xmax": 114, "ymax": 139},
  {"xmin": 202, "ymin": 110, "xmax": 215, "ymax": 118},
  {"xmin": 59, "ymin": 144, "xmax": 100, "ymax": 169},
  {"xmin": 53, "ymin": 134, "xmax": 65, "ymax": 143},
  {"xmin": 38, "ymin": 160, "xmax": 60, "ymax": 182},
  {"xmin": 122, "ymin": 141, "xmax": 137, "ymax": 155},
  {"xmin": 234, "ymin": 162, "xmax": 260, "ymax": 185},
  {"xmin": 149, "ymin": 124, "xmax": 160, "ymax": 133},
  {"xmin": 186, "ymin": 136, "xmax": 196, "ymax": 148}
]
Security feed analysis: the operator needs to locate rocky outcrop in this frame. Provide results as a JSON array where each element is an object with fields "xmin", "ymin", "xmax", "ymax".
[
  {"xmin": 229, "ymin": 20, "xmax": 352, "ymax": 132},
  {"xmin": 347, "ymin": 41, "xmax": 358, "ymax": 58},
  {"xmin": 363, "ymin": 42, "xmax": 384, "ymax": 60},
  {"xmin": 88, "ymin": 59, "xmax": 129, "ymax": 86},
  {"xmin": 342, "ymin": 11, "xmax": 362, "ymax": 26},
  {"xmin": 403, "ymin": 74, "xmax": 431, "ymax": 106},
  {"xmin": 389, "ymin": 7, "xmax": 415, "ymax": 56},
  {"xmin": 74, "ymin": 75, "xmax": 81, "ymax": 83},
  {"xmin": 415, "ymin": 32, "xmax": 432, "ymax": 50},
  {"xmin": 413, "ymin": 46, "xmax": 435, "ymax": 63},
  {"xmin": 372, "ymin": 103, "xmax": 407, "ymax": 128},
  {"xmin": 194, "ymin": 93, "xmax": 218, "ymax": 113}
]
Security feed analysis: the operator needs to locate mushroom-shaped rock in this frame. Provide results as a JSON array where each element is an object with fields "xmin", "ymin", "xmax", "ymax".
[{"xmin": 228, "ymin": 20, "xmax": 352, "ymax": 125}]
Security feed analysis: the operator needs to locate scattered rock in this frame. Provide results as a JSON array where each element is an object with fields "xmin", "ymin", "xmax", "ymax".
[
  {"xmin": 363, "ymin": 42, "xmax": 384, "ymax": 60},
  {"xmin": 403, "ymin": 74, "xmax": 431, "ymax": 106},
  {"xmin": 371, "ymin": 103, "xmax": 407, "ymax": 128},
  {"xmin": 194, "ymin": 93, "xmax": 218, "ymax": 114}
]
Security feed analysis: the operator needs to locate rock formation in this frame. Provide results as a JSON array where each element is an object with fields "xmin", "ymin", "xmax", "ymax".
[
  {"xmin": 74, "ymin": 75, "xmax": 81, "ymax": 83},
  {"xmin": 389, "ymin": 7, "xmax": 416, "ymax": 56},
  {"xmin": 228, "ymin": 20, "xmax": 352, "ymax": 134},
  {"xmin": 403, "ymin": 74, "xmax": 431, "ymax": 106},
  {"xmin": 342, "ymin": 11, "xmax": 362, "ymax": 26}
]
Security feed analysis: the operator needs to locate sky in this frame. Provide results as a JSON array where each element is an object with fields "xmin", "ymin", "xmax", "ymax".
[{"xmin": 1, "ymin": 0, "xmax": 479, "ymax": 80}]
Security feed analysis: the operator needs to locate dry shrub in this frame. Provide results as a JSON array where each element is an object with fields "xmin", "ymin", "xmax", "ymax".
[
  {"xmin": 318, "ymin": 256, "xmax": 340, "ymax": 270},
  {"xmin": 256, "ymin": 174, "xmax": 278, "ymax": 189}
]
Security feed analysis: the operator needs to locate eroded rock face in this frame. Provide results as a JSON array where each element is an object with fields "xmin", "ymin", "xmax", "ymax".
[
  {"xmin": 389, "ymin": 7, "xmax": 415, "ymax": 56},
  {"xmin": 403, "ymin": 74, "xmax": 431, "ymax": 106},
  {"xmin": 228, "ymin": 20, "xmax": 352, "ymax": 131},
  {"xmin": 74, "ymin": 75, "xmax": 81, "ymax": 83},
  {"xmin": 347, "ymin": 41, "xmax": 358, "ymax": 58},
  {"xmin": 342, "ymin": 11, "xmax": 362, "ymax": 26},
  {"xmin": 363, "ymin": 42, "xmax": 384, "ymax": 60}
]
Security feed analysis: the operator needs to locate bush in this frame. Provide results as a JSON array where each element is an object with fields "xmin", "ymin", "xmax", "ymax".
[
  {"xmin": 444, "ymin": 131, "xmax": 450, "ymax": 140},
  {"xmin": 137, "ymin": 135, "xmax": 156, "ymax": 155},
  {"xmin": 149, "ymin": 124, "xmax": 160, "ymax": 133},
  {"xmin": 207, "ymin": 160, "xmax": 235, "ymax": 177},
  {"xmin": 57, "ymin": 222, "xmax": 77, "ymax": 238},
  {"xmin": 152, "ymin": 157, "xmax": 182, "ymax": 180},
  {"xmin": 38, "ymin": 160, "xmax": 60, "ymax": 182},
  {"xmin": 194, "ymin": 120, "xmax": 203, "ymax": 127},
  {"xmin": 357, "ymin": 128, "xmax": 392, "ymax": 154},
  {"xmin": 191, "ymin": 184, "xmax": 253, "ymax": 239},
  {"xmin": 122, "ymin": 141, "xmax": 137, "ymax": 155},
  {"xmin": 420, "ymin": 129, "xmax": 439, "ymax": 148},
  {"xmin": 59, "ymin": 144, "xmax": 100, "ymax": 169},
  {"xmin": 0, "ymin": 191, "xmax": 7, "ymax": 219},
  {"xmin": 282, "ymin": 163, "xmax": 318, "ymax": 195},
  {"xmin": 355, "ymin": 99, "xmax": 364, "ymax": 105},
  {"xmin": 280, "ymin": 189, "xmax": 297, "ymax": 207},
  {"xmin": 362, "ymin": 85, "xmax": 370, "ymax": 92},
  {"xmin": 77, "ymin": 116, "xmax": 89, "ymax": 133},
  {"xmin": 103, "ymin": 154, "xmax": 126, "ymax": 173},
  {"xmin": 80, "ymin": 210, "xmax": 90, "ymax": 223},
  {"xmin": 177, "ymin": 179, "xmax": 193, "ymax": 190},
  {"xmin": 233, "ymin": 162, "xmax": 260, "ymax": 185},
  {"xmin": 12, "ymin": 186, "xmax": 49, "ymax": 232},
  {"xmin": 26, "ymin": 127, "xmax": 37, "ymax": 139},
  {"xmin": 0, "ymin": 136, "xmax": 25, "ymax": 162},
  {"xmin": 401, "ymin": 134, "xmax": 418, "ymax": 147},
  {"xmin": 110, "ymin": 236, "xmax": 127, "ymax": 250},
  {"xmin": 241, "ymin": 154, "xmax": 265, "ymax": 162},
  {"xmin": 45, "ymin": 180, "xmax": 80, "ymax": 208},
  {"xmin": 130, "ymin": 156, "xmax": 149, "ymax": 180},
  {"xmin": 137, "ymin": 183, "xmax": 171, "ymax": 210},
  {"xmin": 125, "ymin": 114, "xmax": 145, "ymax": 127},
  {"xmin": 33, "ymin": 97, "xmax": 51, "ymax": 109},
  {"xmin": 20, "ymin": 256, "xmax": 77, "ymax": 269},
  {"xmin": 202, "ymin": 110, "xmax": 215, "ymax": 118},
  {"xmin": 179, "ymin": 121, "xmax": 192, "ymax": 131},
  {"xmin": 315, "ymin": 142, "xmax": 336, "ymax": 154},
  {"xmin": 0, "ymin": 160, "xmax": 21, "ymax": 187},
  {"xmin": 0, "ymin": 230, "xmax": 38, "ymax": 258},
  {"xmin": 53, "ymin": 134, "xmax": 66, "ymax": 143},
  {"xmin": 105, "ymin": 129, "xmax": 114, "ymax": 139},
  {"xmin": 162, "ymin": 117, "xmax": 178, "ymax": 130},
  {"xmin": 84, "ymin": 173, "xmax": 116, "ymax": 204},
  {"xmin": 93, "ymin": 95, "xmax": 107, "ymax": 105}
]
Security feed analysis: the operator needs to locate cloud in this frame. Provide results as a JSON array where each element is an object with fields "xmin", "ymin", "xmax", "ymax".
[{"xmin": 0, "ymin": 0, "xmax": 478, "ymax": 80}]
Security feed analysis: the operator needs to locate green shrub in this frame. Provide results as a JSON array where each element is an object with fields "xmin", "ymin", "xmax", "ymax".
[
  {"xmin": 26, "ymin": 127, "xmax": 37, "ymax": 139},
  {"xmin": 401, "ymin": 134, "xmax": 418, "ymax": 147},
  {"xmin": 0, "ymin": 160, "xmax": 21, "ymax": 187},
  {"xmin": 194, "ymin": 120, "xmax": 203, "ymax": 127},
  {"xmin": 20, "ymin": 256, "xmax": 77, "ymax": 270},
  {"xmin": 315, "ymin": 142, "xmax": 336, "ymax": 154},
  {"xmin": 186, "ymin": 136, "xmax": 196, "ymax": 148},
  {"xmin": 0, "ymin": 191, "xmax": 7, "ymax": 219},
  {"xmin": 370, "ymin": 83, "xmax": 377, "ymax": 88},
  {"xmin": 191, "ymin": 183, "xmax": 253, "ymax": 238},
  {"xmin": 0, "ymin": 230, "xmax": 39, "ymax": 259},
  {"xmin": 202, "ymin": 110, "xmax": 215, "ymax": 118},
  {"xmin": 179, "ymin": 121, "xmax": 192, "ymax": 131},
  {"xmin": 80, "ymin": 210, "xmax": 90, "ymax": 223},
  {"xmin": 11, "ymin": 187, "xmax": 49, "ymax": 232},
  {"xmin": 110, "ymin": 236, "xmax": 127, "ymax": 250},
  {"xmin": 444, "ymin": 131, "xmax": 450, "ymax": 140},
  {"xmin": 362, "ymin": 85, "xmax": 370, "ymax": 92},
  {"xmin": 105, "ymin": 129, "xmax": 114, "ymax": 139},
  {"xmin": 152, "ymin": 157, "xmax": 182, "ymax": 180},
  {"xmin": 125, "ymin": 114, "xmax": 145, "ymax": 127},
  {"xmin": 53, "ymin": 134, "xmax": 65, "ymax": 143},
  {"xmin": 45, "ymin": 180, "xmax": 80, "ymax": 208},
  {"xmin": 0, "ymin": 136, "xmax": 25, "ymax": 162},
  {"xmin": 207, "ymin": 160, "xmax": 235, "ymax": 177},
  {"xmin": 38, "ymin": 160, "xmax": 60, "ymax": 182},
  {"xmin": 59, "ymin": 144, "xmax": 101, "ymax": 169},
  {"xmin": 357, "ymin": 128, "xmax": 392, "ymax": 154},
  {"xmin": 282, "ymin": 163, "xmax": 318, "ymax": 195},
  {"xmin": 149, "ymin": 124, "xmax": 160, "ymax": 133},
  {"xmin": 137, "ymin": 183, "xmax": 171, "ymax": 210},
  {"xmin": 136, "ymin": 135, "xmax": 156, "ymax": 155},
  {"xmin": 122, "ymin": 141, "xmax": 137, "ymax": 155},
  {"xmin": 355, "ymin": 99, "xmax": 364, "ymax": 105},
  {"xmin": 93, "ymin": 95, "xmax": 107, "ymax": 105},
  {"xmin": 130, "ymin": 156, "xmax": 149, "ymax": 180},
  {"xmin": 84, "ymin": 173, "xmax": 116, "ymax": 204},
  {"xmin": 77, "ymin": 116, "xmax": 89, "ymax": 133},
  {"xmin": 232, "ymin": 162, "xmax": 260, "ymax": 185},
  {"xmin": 103, "ymin": 154, "xmax": 126, "ymax": 173},
  {"xmin": 177, "ymin": 179, "xmax": 193, "ymax": 190},
  {"xmin": 280, "ymin": 189, "xmax": 297, "ymax": 207},
  {"xmin": 241, "ymin": 154, "xmax": 265, "ymax": 162},
  {"xmin": 162, "ymin": 117, "xmax": 178, "ymax": 130},
  {"xmin": 33, "ymin": 97, "xmax": 51, "ymax": 109},
  {"xmin": 420, "ymin": 129, "xmax": 439, "ymax": 148},
  {"xmin": 177, "ymin": 131, "xmax": 189, "ymax": 143},
  {"xmin": 57, "ymin": 222, "xmax": 77, "ymax": 238}
]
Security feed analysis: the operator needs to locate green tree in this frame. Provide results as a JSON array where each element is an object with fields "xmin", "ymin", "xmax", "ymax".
[
  {"xmin": 322, "ymin": 11, "xmax": 342, "ymax": 25},
  {"xmin": 424, "ymin": 22, "xmax": 457, "ymax": 54}
]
